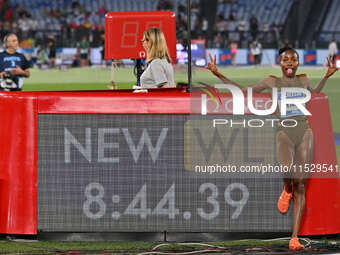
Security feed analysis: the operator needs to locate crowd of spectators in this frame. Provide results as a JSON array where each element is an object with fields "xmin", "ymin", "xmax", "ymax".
[
  {"xmin": 0, "ymin": 0, "xmax": 288, "ymax": 51},
  {"xmin": 0, "ymin": 0, "xmax": 104, "ymax": 50},
  {"xmin": 170, "ymin": 1, "xmax": 287, "ymax": 49},
  {"xmin": 0, "ymin": 1, "xmax": 37, "ymax": 48},
  {"xmin": 211, "ymin": 12, "xmax": 286, "ymax": 48}
]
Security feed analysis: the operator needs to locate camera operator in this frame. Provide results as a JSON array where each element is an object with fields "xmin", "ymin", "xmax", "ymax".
[{"xmin": 0, "ymin": 33, "xmax": 31, "ymax": 91}]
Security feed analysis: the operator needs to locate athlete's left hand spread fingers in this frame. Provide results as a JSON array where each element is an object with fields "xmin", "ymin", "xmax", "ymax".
[{"xmin": 327, "ymin": 56, "xmax": 334, "ymax": 67}]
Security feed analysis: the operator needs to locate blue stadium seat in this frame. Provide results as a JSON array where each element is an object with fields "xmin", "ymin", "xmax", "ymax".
[
  {"xmin": 322, "ymin": 0, "xmax": 340, "ymax": 32},
  {"xmin": 218, "ymin": 0, "xmax": 292, "ymax": 32}
]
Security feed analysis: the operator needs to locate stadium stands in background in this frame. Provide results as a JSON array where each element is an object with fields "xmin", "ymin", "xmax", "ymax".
[
  {"xmin": 320, "ymin": 0, "xmax": 340, "ymax": 42},
  {"xmin": 1, "ymin": 0, "xmax": 339, "ymax": 50}
]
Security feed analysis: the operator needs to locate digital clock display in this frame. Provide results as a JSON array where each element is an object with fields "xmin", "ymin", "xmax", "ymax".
[{"xmin": 105, "ymin": 11, "xmax": 177, "ymax": 62}]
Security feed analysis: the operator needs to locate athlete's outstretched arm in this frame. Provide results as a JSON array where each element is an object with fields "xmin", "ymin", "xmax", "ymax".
[
  {"xmin": 206, "ymin": 53, "xmax": 242, "ymax": 87},
  {"xmin": 311, "ymin": 57, "xmax": 338, "ymax": 93},
  {"xmin": 206, "ymin": 53, "xmax": 273, "ymax": 93}
]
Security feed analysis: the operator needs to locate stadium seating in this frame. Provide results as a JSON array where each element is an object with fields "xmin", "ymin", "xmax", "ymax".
[
  {"xmin": 8, "ymin": 0, "xmax": 292, "ymax": 32},
  {"xmin": 218, "ymin": 0, "xmax": 292, "ymax": 29},
  {"xmin": 322, "ymin": 0, "xmax": 340, "ymax": 32},
  {"xmin": 319, "ymin": 0, "xmax": 340, "ymax": 41}
]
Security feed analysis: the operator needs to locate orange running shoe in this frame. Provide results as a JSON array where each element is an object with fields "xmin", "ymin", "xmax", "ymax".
[
  {"xmin": 277, "ymin": 187, "xmax": 292, "ymax": 213},
  {"xmin": 289, "ymin": 237, "xmax": 305, "ymax": 250}
]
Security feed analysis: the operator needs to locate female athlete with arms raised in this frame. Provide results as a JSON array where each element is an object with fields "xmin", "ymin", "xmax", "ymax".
[{"xmin": 206, "ymin": 47, "xmax": 338, "ymax": 250}]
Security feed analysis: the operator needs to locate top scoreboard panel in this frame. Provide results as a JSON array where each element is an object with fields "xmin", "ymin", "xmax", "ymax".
[{"xmin": 105, "ymin": 11, "xmax": 176, "ymax": 62}]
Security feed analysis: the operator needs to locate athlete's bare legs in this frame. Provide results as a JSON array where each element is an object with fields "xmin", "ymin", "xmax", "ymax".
[
  {"xmin": 276, "ymin": 129, "xmax": 313, "ymax": 250},
  {"xmin": 292, "ymin": 129, "xmax": 313, "ymax": 237}
]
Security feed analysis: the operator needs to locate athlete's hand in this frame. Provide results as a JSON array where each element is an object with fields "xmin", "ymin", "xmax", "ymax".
[
  {"xmin": 206, "ymin": 53, "xmax": 218, "ymax": 73},
  {"xmin": 0, "ymin": 72, "xmax": 5, "ymax": 79},
  {"xmin": 325, "ymin": 55, "xmax": 338, "ymax": 78}
]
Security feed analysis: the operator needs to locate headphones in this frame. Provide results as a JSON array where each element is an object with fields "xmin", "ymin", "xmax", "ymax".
[{"xmin": 3, "ymin": 33, "xmax": 18, "ymax": 48}]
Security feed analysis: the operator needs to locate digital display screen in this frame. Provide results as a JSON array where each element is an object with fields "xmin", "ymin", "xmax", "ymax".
[
  {"xmin": 37, "ymin": 114, "xmax": 291, "ymax": 232},
  {"xmin": 176, "ymin": 40, "xmax": 206, "ymax": 66},
  {"xmin": 105, "ymin": 11, "xmax": 176, "ymax": 62}
]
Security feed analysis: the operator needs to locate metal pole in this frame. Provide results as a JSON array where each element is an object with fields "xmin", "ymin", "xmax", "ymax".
[{"xmin": 187, "ymin": 0, "xmax": 192, "ymax": 92}]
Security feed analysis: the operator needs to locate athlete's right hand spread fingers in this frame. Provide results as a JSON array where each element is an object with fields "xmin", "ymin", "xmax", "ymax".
[{"xmin": 325, "ymin": 56, "xmax": 338, "ymax": 78}]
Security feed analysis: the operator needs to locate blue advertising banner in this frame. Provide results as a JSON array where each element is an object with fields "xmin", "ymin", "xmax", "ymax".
[
  {"xmin": 304, "ymin": 50, "xmax": 317, "ymax": 65},
  {"xmin": 219, "ymin": 49, "xmax": 232, "ymax": 65},
  {"xmin": 247, "ymin": 50, "xmax": 254, "ymax": 65}
]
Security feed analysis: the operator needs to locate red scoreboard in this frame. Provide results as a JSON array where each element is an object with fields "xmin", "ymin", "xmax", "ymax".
[{"xmin": 105, "ymin": 11, "xmax": 176, "ymax": 62}]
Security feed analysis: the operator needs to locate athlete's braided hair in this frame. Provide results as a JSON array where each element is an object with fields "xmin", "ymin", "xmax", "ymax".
[{"xmin": 278, "ymin": 47, "xmax": 299, "ymax": 58}]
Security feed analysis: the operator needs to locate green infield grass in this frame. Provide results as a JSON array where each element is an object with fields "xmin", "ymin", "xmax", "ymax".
[{"xmin": 0, "ymin": 237, "xmax": 339, "ymax": 254}]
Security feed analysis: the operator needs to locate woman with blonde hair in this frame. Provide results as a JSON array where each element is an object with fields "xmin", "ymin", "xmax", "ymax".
[{"xmin": 140, "ymin": 27, "xmax": 175, "ymax": 88}]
